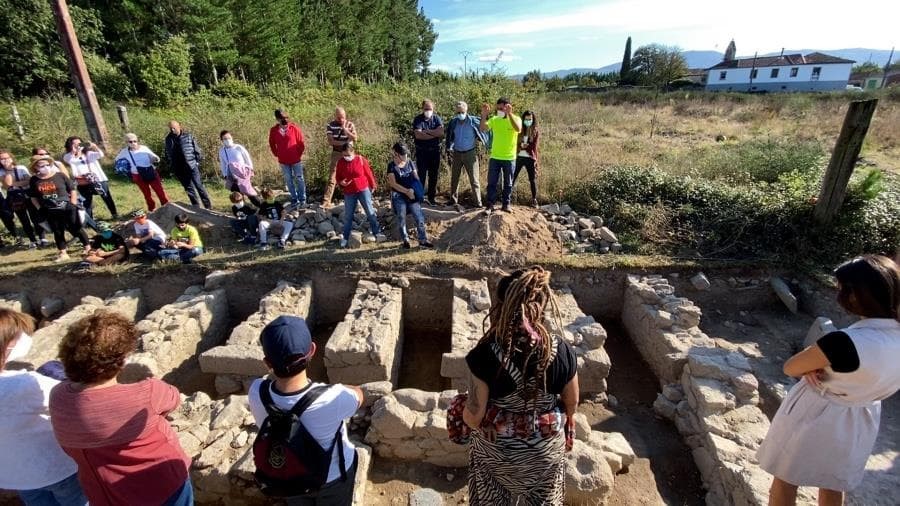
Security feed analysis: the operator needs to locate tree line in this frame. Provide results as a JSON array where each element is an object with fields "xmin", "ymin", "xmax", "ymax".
[{"xmin": 0, "ymin": 0, "xmax": 436, "ymax": 103}]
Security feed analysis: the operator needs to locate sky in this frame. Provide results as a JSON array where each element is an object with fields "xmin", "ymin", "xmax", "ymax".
[{"xmin": 420, "ymin": 0, "xmax": 898, "ymax": 75}]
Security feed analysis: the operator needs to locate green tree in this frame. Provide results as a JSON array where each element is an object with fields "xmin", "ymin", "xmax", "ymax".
[
  {"xmin": 631, "ymin": 44, "xmax": 688, "ymax": 89},
  {"xmin": 523, "ymin": 69, "xmax": 543, "ymax": 87},
  {"xmin": 135, "ymin": 36, "xmax": 192, "ymax": 106},
  {"xmin": 853, "ymin": 62, "xmax": 883, "ymax": 74},
  {"xmin": 620, "ymin": 36, "xmax": 633, "ymax": 84}
]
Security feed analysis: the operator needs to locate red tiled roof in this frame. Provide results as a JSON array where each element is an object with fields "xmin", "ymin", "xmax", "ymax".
[{"xmin": 708, "ymin": 52, "xmax": 854, "ymax": 70}]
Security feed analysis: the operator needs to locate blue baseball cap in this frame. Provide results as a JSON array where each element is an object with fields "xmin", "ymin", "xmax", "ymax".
[{"xmin": 260, "ymin": 316, "xmax": 313, "ymax": 369}]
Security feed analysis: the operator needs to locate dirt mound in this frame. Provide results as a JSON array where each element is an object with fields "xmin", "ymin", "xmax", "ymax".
[
  {"xmin": 434, "ymin": 207, "xmax": 562, "ymax": 265},
  {"xmin": 145, "ymin": 202, "xmax": 235, "ymax": 249}
]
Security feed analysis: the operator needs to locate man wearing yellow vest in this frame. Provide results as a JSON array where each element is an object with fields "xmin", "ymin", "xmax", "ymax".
[{"xmin": 480, "ymin": 97, "xmax": 522, "ymax": 215}]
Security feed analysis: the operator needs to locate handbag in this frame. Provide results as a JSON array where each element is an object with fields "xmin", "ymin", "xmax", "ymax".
[
  {"xmin": 445, "ymin": 392, "xmax": 472, "ymax": 445},
  {"xmin": 129, "ymin": 150, "xmax": 158, "ymax": 183},
  {"xmin": 400, "ymin": 161, "xmax": 424, "ymax": 203}
]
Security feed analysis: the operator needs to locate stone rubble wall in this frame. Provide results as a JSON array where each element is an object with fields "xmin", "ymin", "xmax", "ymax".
[
  {"xmin": 121, "ymin": 286, "xmax": 228, "ymax": 387},
  {"xmin": 549, "ymin": 289, "xmax": 611, "ymax": 395},
  {"xmin": 9, "ymin": 289, "xmax": 144, "ymax": 371},
  {"xmin": 440, "ymin": 279, "xmax": 491, "ymax": 391},
  {"xmin": 0, "ymin": 292, "xmax": 31, "ymax": 315},
  {"xmin": 325, "ymin": 281, "xmax": 404, "ymax": 385},
  {"xmin": 168, "ymin": 392, "xmax": 372, "ymax": 506},
  {"xmin": 199, "ymin": 281, "xmax": 313, "ymax": 396},
  {"xmin": 366, "ymin": 389, "xmax": 636, "ymax": 505},
  {"xmin": 539, "ymin": 204, "xmax": 622, "ymax": 255},
  {"xmin": 624, "ymin": 275, "xmax": 773, "ymax": 506}
]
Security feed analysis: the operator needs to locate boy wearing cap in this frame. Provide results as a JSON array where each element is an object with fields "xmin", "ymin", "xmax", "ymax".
[
  {"xmin": 82, "ymin": 221, "xmax": 129, "ymax": 267},
  {"xmin": 268, "ymin": 109, "xmax": 307, "ymax": 208},
  {"xmin": 127, "ymin": 210, "xmax": 167, "ymax": 259},
  {"xmin": 248, "ymin": 316, "xmax": 364, "ymax": 505}
]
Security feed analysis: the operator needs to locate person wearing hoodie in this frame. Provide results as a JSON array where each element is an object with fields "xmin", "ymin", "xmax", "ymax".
[{"xmin": 268, "ymin": 109, "xmax": 306, "ymax": 208}]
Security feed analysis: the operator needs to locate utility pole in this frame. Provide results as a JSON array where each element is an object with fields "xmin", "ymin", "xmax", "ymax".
[
  {"xmin": 459, "ymin": 51, "xmax": 472, "ymax": 79},
  {"xmin": 50, "ymin": 0, "xmax": 110, "ymax": 150},
  {"xmin": 883, "ymin": 47, "xmax": 894, "ymax": 88}
]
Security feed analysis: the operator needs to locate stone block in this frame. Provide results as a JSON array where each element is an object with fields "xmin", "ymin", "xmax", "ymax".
[
  {"xmin": 578, "ymin": 348, "xmax": 611, "ymax": 394},
  {"xmin": 687, "ymin": 376, "xmax": 735, "ymax": 417},
  {"xmin": 690, "ymin": 272, "xmax": 711, "ymax": 291},
  {"xmin": 360, "ymin": 381, "xmax": 393, "ymax": 409},
  {"xmin": 590, "ymin": 431, "xmax": 636, "ymax": 474},
  {"xmin": 770, "ymin": 276, "xmax": 798, "ymax": 314},
  {"xmin": 369, "ymin": 396, "xmax": 417, "ymax": 440},
  {"xmin": 199, "ymin": 344, "xmax": 267, "ymax": 376},
  {"xmin": 393, "ymin": 389, "xmax": 439, "ymax": 411},
  {"xmin": 348, "ymin": 231, "xmax": 363, "ymax": 248},
  {"xmin": 653, "ymin": 394, "xmax": 677, "ymax": 420},
  {"xmin": 573, "ymin": 413, "xmax": 592, "ymax": 440},
  {"xmin": 803, "ymin": 316, "xmax": 837, "ymax": 348},
  {"xmin": 409, "ymin": 488, "xmax": 443, "ymax": 506},
  {"xmin": 564, "ymin": 439, "xmax": 614, "ymax": 505},
  {"xmin": 442, "ymin": 279, "xmax": 491, "ymax": 385}
]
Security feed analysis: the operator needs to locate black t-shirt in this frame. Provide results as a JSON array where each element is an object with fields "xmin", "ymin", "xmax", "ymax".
[
  {"xmin": 465, "ymin": 337, "xmax": 577, "ymax": 399},
  {"xmin": 817, "ymin": 331, "xmax": 860, "ymax": 373},
  {"xmin": 89, "ymin": 233, "xmax": 129, "ymax": 260},
  {"xmin": 258, "ymin": 201, "xmax": 283, "ymax": 221},
  {"xmin": 231, "ymin": 203, "xmax": 258, "ymax": 220},
  {"xmin": 412, "ymin": 113, "xmax": 444, "ymax": 151},
  {"xmin": 28, "ymin": 173, "xmax": 72, "ymax": 210}
]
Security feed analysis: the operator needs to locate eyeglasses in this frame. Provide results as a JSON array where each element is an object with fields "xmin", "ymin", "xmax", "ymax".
[{"xmin": 127, "ymin": 140, "xmax": 138, "ymax": 144}]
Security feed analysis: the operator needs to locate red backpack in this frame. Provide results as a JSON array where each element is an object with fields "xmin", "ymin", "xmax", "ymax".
[{"xmin": 252, "ymin": 381, "xmax": 347, "ymax": 497}]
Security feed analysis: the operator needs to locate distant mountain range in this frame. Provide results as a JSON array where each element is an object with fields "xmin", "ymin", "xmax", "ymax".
[{"xmin": 519, "ymin": 48, "xmax": 894, "ymax": 79}]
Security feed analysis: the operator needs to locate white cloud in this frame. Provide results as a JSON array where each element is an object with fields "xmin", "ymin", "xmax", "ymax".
[
  {"xmin": 432, "ymin": 18, "xmax": 441, "ymax": 24},
  {"xmin": 473, "ymin": 48, "xmax": 521, "ymax": 63}
]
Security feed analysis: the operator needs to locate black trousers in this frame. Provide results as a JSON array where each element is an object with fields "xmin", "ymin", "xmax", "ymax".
[
  {"xmin": 44, "ymin": 206, "xmax": 88, "ymax": 250},
  {"xmin": 513, "ymin": 156, "xmax": 537, "ymax": 200},
  {"xmin": 176, "ymin": 167, "xmax": 212, "ymax": 209},
  {"xmin": 78, "ymin": 181, "xmax": 118, "ymax": 218},
  {"xmin": 416, "ymin": 148, "xmax": 442, "ymax": 201}
]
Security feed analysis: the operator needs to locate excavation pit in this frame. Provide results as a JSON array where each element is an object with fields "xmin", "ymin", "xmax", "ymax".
[{"xmin": 397, "ymin": 278, "xmax": 453, "ymax": 392}]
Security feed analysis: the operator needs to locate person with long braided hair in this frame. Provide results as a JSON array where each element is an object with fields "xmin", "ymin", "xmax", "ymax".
[{"xmin": 463, "ymin": 266, "xmax": 579, "ymax": 504}]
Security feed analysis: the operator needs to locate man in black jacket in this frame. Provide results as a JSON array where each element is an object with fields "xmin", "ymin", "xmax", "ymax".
[{"xmin": 164, "ymin": 120, "xmax": 211, "ymax": 209}]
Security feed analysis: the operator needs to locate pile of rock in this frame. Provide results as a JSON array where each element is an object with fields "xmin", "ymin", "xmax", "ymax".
[
  {"xmin": 549, "ymin": 289, "xmax": 611, "ymax": 395},
  {"xmin": 539, "ymin": 203, "xmax": 622, "ymax": 254},
  {"xmin": 199, "ymin": 281, "xmax": 313, "ymax": 396},
  {"xmin": 324, "ymin": 280, "xmax": 404, "ymax": 385},
  {"xmin": 440, "ymin": 279, "xmax": 492, "ymax": 391},
  {"xmin": 121, "ymin": 286, "xmax": 228, "ymax": 389},
  {"xmin": 9, "ymin": 289, "xmax": 144, "ymax": 371},
  {"xmin": 287, "ymin": 201, "xmax": 396, "ymax": 246}
]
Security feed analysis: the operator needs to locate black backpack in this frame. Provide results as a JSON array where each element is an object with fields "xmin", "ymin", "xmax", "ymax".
[{"xmin": 253, "ymin": 380, "xmax": 347, "ymax": 497}]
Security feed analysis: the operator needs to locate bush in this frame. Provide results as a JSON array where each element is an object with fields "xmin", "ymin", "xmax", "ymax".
[
  {"xmin": 83, "ymin": 52, "xmax": 132, "ymax": 100},
  {"xmin": 135, "ymin": 36, "xmax": 193, "ymax": 106},
  {"xmin": 211, "ymin": 77, "xmax": 258, "ymax": 99},
  {"xmin": 677, "ymin": 138, "xmax": 825, "ymax": 184}
]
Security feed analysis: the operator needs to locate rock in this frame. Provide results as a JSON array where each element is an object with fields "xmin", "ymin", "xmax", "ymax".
[
  {"xmin": 564, "ymin": 439, "xmax": 614, "ymax": 505},
  {"xmin": 690, "ymin": 272, "xmax": 711, "ymax": 291},
  {"xmin": 572, "ymin": 413, "xmax": 592, "ymax": 440},
  {"xmin": 317, "ymin": 221, "xmax": 335, "ymax": 235},
  {"xmin": 559, "ymin": 204, "xmax": 573, "ymax": 215},
  {"xmin": 204, "ymin": 270, "xmax": 231, "ymax": 290},
  {"xmin": 598, "ymin": 227, "xmax": 618, "ymax": 243},
  {"xmin": 590, "ymin": 216, "xmax": 604, "ymax": 228},
  {"xmin": 803, "ymin": 316, "xmax": 837, "ymax": 348},
  {"xmin": 348, "ymin": 231, "xmax": 363, "ymax": 248},
  {"xmin": 393, "ymin": 389, "xmax": 439, "ymax": 412},
  {"xmin": 653, "ymin": 394, "xmax": 677, "ymax": 419},
  {"xmin": 663, "ymin": 384, "xmax": 684, "ymax": 402},
  {"xmin": 392, "ymin": 276, "xmax": 411, "ymax": 289},
  {"xmin": 540, "ymin": 203, "xmax": 561, "ymax": 215},
  {"xmin": 40, "ymin": 296, "xmax": 64, "ymax": 318},
  {"xmin": 607, "ymin": 394, "xmax": 619, "ymax": 407},
  {"xmin": 770, "ymin": 277, "xmax": 798, "ymax": 314},
  {"xmin": 360, "ymin": 381, "xmax": 393, "ymax": 409},
  {"xmin": 211, "ymin": 396, "xmax": 250, "ymax": 430},
  {"xmin": 369, "ymin": 397, "xmax": 417, "ymax": 440},
  {"xmin": 610, "ymin": 242, "xmax": 622, "ymax": 253},
  {"xmin": 408, "ymin": 488, "xmax": 443, "ymax": 506},
  {"xmin": 556, "ymin": 230, "xmax": 577, "ymax": 243},
  {"xmin": 577, "ymin": 218, "xmax": 594, "ymax": 230},
  {"xmin": 593, "ymin": 432, "xmax": 636, "ymax": 474}
]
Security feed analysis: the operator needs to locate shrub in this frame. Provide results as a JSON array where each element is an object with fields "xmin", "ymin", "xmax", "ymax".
[
  {"xmin": 135, "ymin": 36, "xmax": 193, "ymax": 106},
  {"xmin": 83, "ymin": 52, "xmax": 132, "ymax": 100},
  {"xmin": 211, "ymin": 77, "xmax": 258, "ymax": 99}
]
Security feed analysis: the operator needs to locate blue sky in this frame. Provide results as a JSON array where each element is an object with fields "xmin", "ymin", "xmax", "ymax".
[{"xmin": 421, "ymin": 0, "xmax": 898, "ymax": 75}]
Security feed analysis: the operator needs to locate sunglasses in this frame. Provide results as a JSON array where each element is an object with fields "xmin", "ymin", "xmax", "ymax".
[{"xmin": 127, "ymin": 140, "xmax": 138, "ymax": 144}]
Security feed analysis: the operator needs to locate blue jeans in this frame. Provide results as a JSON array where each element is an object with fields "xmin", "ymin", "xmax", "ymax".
[
  {"xmin": 138, "ymin": 237, "xmax": 163, "ymax": 258},
  {"xmin": 487, "ymin": 158, "xmax": 514, "ymax": 207},
  {"xmin": 391, "ymin": 193, "xmax": 427, "ymax": 242},
  {"xmin": 230, "ymin": 215, "xmax": 259, "ymax": 237},
  {"xmin": 159, "ymin": 247, "xmax": 203, "ymax": 264},
  {"xmin": 161, "ymin": 478, "xmax": 194, "ymax": 506},
  {"xmin": 280, "ymin": 162, "xmax": 306, "ymax": 205},
  {"xmin": 176, "ymin": 167, "xmax": 211, "ymax": 209},
  {"xmin": 18, "ymin": 472, "xmax": 87, "ymax": 506},
  {"xmin": 342, "ymin": 188, "xmax": 380, "ymax": 240}
]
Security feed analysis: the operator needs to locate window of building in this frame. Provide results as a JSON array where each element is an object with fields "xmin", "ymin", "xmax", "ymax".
[
  {"xmin": 811, "ymin": 67, "xmax": 821, "ymax": 81},
  {"xmin": 770, "ymin": 68, "xmax": 780, "ymax": 78},
  {"xmin": 719, "ymin": 71, "xmax": 727, "ymax": 80},
  {"xmin": 750, "ymin": 69, "xmax": 758, "ymax": 79},
  {"xmin": 790, "ymin": 67, "xmax": 798, "ymax": 77}
]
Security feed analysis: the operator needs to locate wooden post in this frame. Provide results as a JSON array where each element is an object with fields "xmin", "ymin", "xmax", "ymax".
[
  {"xmin": 116, "ymin": 105, "xmax": 129, "ymax": 131},
  {"xmin": 10, "ymin": 104, "xmax": 25, "ymax": 141},
  {"xmin": 813, "ymin": 99, "xmax": 878, "ymax": 224}
]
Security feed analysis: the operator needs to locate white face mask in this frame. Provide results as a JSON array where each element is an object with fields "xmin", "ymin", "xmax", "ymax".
[
  {"xmin": 223, "ymin": 139, "xmax": 234, "ymax": 147},
  {"xmin": 343, "ymin": 155, "xmax": 354, "ymax": 162},
  {"xmin": 457, "ymin": 113, "xmax": 466, "ymax": 121},
  {"xmin": 37, "ymin": 165, "xmax": 51, "ymax": 176},
  {"xmin": 523, "ymin": 120, "xmax": 533, "ymax": 127},
  {"xmin": 235, "ymin": 201, "xmax": 244, "ymax": 208},
  {"xmin": 496, "ymin": 110, "xmax": 506, "ymax": 118},
  {"xmin": 5, "ymin": 332, "xmax": 32, "ymax": 362},
  {"xmin": 423, "ymin": 110, "xmax": 433, "ymax": 119}
]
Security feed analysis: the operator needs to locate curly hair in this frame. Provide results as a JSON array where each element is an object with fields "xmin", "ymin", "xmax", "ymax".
[{"xmin": 58, "ymin": 310, "xmax": 138, "ymax": 384}]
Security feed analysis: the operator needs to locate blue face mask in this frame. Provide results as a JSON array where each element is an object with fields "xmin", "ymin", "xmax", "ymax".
[{"xmin": 101, "ymin": 231, "xmax": 113, "ymax": 239}]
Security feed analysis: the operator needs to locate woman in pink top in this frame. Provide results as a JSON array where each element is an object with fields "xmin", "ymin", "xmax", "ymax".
[{"xmin": 49, "ymin": 311, "xmax": 193, "ymax": 506}]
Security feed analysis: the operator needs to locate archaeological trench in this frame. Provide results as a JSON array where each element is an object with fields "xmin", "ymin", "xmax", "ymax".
[{"xmin": 0, "ymin": 261, "xmax": 895, "ymax": 506}]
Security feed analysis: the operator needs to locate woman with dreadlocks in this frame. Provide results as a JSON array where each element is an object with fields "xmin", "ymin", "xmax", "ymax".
[{"xmin": 463, "ymin": 266, "xmax": 579, "ymax": 504}]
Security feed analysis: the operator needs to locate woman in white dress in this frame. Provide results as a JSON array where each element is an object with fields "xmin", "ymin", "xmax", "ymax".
[{"xmin": 757, "ymin": 255, "xmax": 900, "ymax": 506}]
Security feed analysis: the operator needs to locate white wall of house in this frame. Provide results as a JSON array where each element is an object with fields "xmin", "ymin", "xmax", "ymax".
[{"xmin": 707, "ymin": 63, "xmax": 852, "ymax": 85}]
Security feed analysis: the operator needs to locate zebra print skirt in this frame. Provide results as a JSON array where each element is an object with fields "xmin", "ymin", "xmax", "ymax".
[{"xmin": 467, "ymin": 429, "xmax": 566, "ymax": 505}]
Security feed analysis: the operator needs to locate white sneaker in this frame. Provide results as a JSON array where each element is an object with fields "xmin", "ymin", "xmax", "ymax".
[
  {"xmin": 363, "ymin": 234, "xmax": 376, "ymax": 244},
  {"xmin": 54, "ymin": 252, "xmax": 70, "ymax": 263},
  {"xmin": 339, "ymin": 239, "xmax": 348, "ymax": 249}
]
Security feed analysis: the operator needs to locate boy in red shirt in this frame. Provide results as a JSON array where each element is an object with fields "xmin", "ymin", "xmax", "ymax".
[
  {"xmin": 268, "ymin": 108, "xmax": 306, "ymax": 207},
  {"xmin": 334, "ymin": 142, "xmax": 385, "ymax": 248}
]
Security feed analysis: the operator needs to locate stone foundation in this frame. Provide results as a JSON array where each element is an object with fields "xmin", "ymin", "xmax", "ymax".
[
  {"xmin": 121, "ymin": 286, "xmax": 228, "ymax": 388},
  {"xmin": 550, "ymin": 288, "xmax": 611, "ymax": 395},
  {"xmin": 199, "ymin": 281, "xmax": 313, "ymax": 395},
  {"xmin": 440, "ymin": 279, "xmax": 491, "ymax": 391},
  {"xmin": 325, "ymin": 281, "xmax": 404, "ymax": 385},
  {"xmin": 9, "ymin": 289, "xmax": 144, "ymax": 371}
]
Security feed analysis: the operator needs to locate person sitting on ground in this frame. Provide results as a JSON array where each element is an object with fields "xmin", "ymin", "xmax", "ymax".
[
  {"xmin": 220, "ymin": 130, "xmax": 261, "ymax": 206},
  {"xmin": 160, "ymin": 213, "xmax": 203, "ymax": 264},
  {"xmin": 257, "ymin": 188, "xmax": 294, "ymax": 251},
  {"xmin": 757, "ymin": 255, "xmax": 900, "ymax": 506},
  {"xmin": 248, "ymin": 315, "xmax": 364, "ymax": 505},
  {"xmin": 115, "ymin": 133, "xmax": 169, "ymax": 212},
  {"xmin": 230, "ymin": 191, "xmax": 259, "ymax": 244},
  {"xmin": 335, "ymin": 142, "xmax": 385, "ymax": 248},
  {"xmin": 49, "ymin": 311, "xmax": 193, "ymax": 506},
  {"xmin": 126, "ymin": 210, "xmax": 166, "ymax": 259},
  {"xmin": 28, "ymin": 155, "xmax": 90, "ymax": 263},
  {"xmin": 512, "ymin": 110, "xmax": 540, "ymax": 208},
  {"xmin": 464, "ymin": 266, "xmax": 579, "ymax": 505},
  {"xmin": 387, "ymin": 142, "xmax": 434, "ymax": 250},
  {"xmin": 0, "ymin": 308, "xmax": 88, "ymax": 506},
  {"xmin": 80, "ymin": 222, "xmax": 128, "ymax": 268}
]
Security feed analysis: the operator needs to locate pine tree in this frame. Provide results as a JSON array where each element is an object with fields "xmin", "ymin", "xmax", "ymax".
[{"xmin": 620, "ymin": 36, "xmax": 632, "ymax": 85}]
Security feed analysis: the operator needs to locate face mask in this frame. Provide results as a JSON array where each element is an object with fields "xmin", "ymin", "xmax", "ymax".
[
  {"xmin": 170, "ymin": 128, "xmax": 177, "ymax": 134},
  {"xmin": 101, "ymin": 230, "xmax": 113, "ymax": 239},
  {"xmin": 5, "ymin": 332, "xmax": 32, "ymax": 362},
  {"xmin": 343, "ymin": 155, "xmax": 354, "ymax": 162},
  {"xmin": 223, "ymin": 139, "xmax": 234, "ymax": 147},
  {"xmin": 457, "ymin": 113, "xmax": 466, "ymax": 121},
  {"xmin": 496, "ymin": 110, "xmax": 506, "ymax": 118},
  {"xmin": 523, "ymin": 120, "xmax": 533, "ymax": 127},
  {"xmin": 235, "ymin": 201, "xmax": 244, "ymax": 208},
  {"xmin": 423, "ymin": 110, "xmax": 433, "ymax": 119},
  {"xmin": 37, "ymin": 166, "xmax": 50, "ymax": 176}
]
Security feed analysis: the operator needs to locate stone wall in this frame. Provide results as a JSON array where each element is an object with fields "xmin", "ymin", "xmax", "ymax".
[
  {"xmin": 624, "ymin": 275, "xmax": 774, "ymax": 506},
  {"xmin": 440, "ymin": 279, "xmax": 491, "ymax": 391},
  {"xmin": 549, "ymin": 288, "xmax": 611, "ymax": 395},
  {"xmin": 199, "ymin": 281, "xmax": 313, "ymax": 395},
  {"xmin": 325, "ymin": 281, "xmax": 404, "ymax": 385},
  {"xmin": 8, "ymin": 289, "xmax": 144, "ymax": 371},
  {"xmin": 121, "ymin": 286, "xmax": 228, "ymax": 389}
]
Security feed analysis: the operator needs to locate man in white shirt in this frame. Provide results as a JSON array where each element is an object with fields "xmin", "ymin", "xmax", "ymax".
[
  {"xmin": 126, "ymin": 210, "xmax": 167, "ymax": 259},
  {"xmin": 248, "ymin": 316, "xmax": 363, "ymax": 505}
]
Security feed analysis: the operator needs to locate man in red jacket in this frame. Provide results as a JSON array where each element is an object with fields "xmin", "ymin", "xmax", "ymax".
[{"xmin": 268, "ymin": 108, "xmax": 306, "ymax": 207}]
